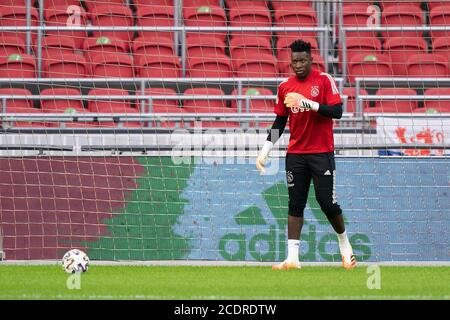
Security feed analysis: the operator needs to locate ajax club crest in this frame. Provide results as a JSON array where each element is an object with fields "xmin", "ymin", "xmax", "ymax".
[{"xmin": 311, "ymin": 86, "xmax": 319, "ymax": 97}]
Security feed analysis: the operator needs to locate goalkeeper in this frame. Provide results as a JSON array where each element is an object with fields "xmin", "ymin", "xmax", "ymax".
[{"xmin": 256, "ymin": 40, "xmax": 356, "ymax": 270}]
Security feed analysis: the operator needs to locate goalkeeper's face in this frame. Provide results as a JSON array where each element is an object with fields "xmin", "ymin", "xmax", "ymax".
[{"xmin": 291, "ymin": 51, "xmax": 312, "ymax": 79}]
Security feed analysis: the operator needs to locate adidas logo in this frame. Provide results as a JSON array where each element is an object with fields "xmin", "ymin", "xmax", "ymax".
[{"xmin": 324, "ymin": 170, "xmax": 331, "ymax": 176}]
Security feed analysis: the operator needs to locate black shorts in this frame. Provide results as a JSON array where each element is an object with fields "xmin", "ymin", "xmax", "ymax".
[{"xmin": 285, "ymin": 152, "xmax": 342, "ymax": 218}]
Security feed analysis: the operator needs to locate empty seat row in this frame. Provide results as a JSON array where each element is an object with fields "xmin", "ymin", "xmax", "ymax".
[
  {"xmin": 0, "ymin": 4, "xmax": 319, "ymax": 46},
  {"xmin": 347, "ymin": 52, "xmax": 450, "ymax": 83},
  {"xmin": 2, "ymin": 86, "xmax": 448, "ymax": 115},
  {"xmin": 0, "ymin": 50, "xmax": 327, "ymax": 78},
  {"xmin": 342, "ymin": 3, "xmax": 450, "ymax": 39},
  {"xmin": 0, "ymin": 35, "xmax": 323, "ymax": 78},
  {"xmin": 3, "ymin": 2, "xmax": 450, "ymax": 42},
  {"xmin": 0, "ymin": 34, "xmax": 321, "ymax": 62},
  {"xmin": 0, "ymin": 87, "xmax": 274, "ymax": 111},
  {"xmin": 0, "ymin": 86, "xmax": 276, "ymax": 128},
  {"xmin": 0, "ymin": 0, "xmax": 314, "ymax": 10},
  {"xmin": 344, "ymin": 87, "xmax": 450, "ymax": 113}
]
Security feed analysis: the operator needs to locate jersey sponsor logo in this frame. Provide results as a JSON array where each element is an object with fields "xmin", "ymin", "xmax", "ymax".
[
  {"xmin": 311, "ymin": 85, "xmax": 319, "ymax": 97},
  {"xmin": 290, "ymin": 106, "xmax": 310, "ymax": 114}
]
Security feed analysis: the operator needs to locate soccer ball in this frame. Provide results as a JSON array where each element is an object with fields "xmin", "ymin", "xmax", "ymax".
[{"xmin": 62, "ymin": 249, "xmax": 90, "ymax": 274}]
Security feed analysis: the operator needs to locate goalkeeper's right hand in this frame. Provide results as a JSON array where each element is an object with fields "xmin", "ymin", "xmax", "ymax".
[{"xmin": 256, "ymin": 141, "xmax": 274, "ymax": 175}]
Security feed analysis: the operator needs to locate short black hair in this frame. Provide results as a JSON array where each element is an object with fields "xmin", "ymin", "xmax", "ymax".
[{"xmin": 290, "ymin": 40, "xmax": 312, "ymax": 55}]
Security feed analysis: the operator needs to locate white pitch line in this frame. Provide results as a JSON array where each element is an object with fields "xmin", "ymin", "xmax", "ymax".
[{"xmin": 1, "ymin": 260, "xmax": 450, "ymax": 267}]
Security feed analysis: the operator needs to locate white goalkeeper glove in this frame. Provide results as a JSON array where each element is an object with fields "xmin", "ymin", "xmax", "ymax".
[
  {"xmin": 284, "ymin": 92, "xmax": 319, "ymax": 112},
  {"xmin": 256, "ymin": 140, "xmax": 273, "ymax": 175}
]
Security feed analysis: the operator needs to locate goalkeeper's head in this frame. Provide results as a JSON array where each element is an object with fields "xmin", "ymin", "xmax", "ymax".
[{"xmin": 290, "ymin": 39, "xmax": 313, "ymax": 80}]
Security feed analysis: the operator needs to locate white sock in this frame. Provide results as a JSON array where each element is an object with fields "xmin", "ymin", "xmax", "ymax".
[
  {"xmin": 337, "ymin": 231, "xmax": 353, "ymax": 257},
  {"xmin": 286, "ymin": 239, "xmax": 300, "ymax": 263}
]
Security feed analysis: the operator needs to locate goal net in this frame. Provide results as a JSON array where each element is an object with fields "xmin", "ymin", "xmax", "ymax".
[{"xmin": 0, "ymin": 0, "xmax": 449, "ymax": 263}]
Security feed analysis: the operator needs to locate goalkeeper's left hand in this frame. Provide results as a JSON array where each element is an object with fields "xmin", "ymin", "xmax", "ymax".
[
  {"xmin": 256, "ymin": 141, "xmax": 273, "ymax": 175},
  {"xmin": 284, "ymin": 92, "xmax": 319, "ymax": 112}
]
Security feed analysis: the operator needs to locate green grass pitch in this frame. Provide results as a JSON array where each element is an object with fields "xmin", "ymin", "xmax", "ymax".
[{"xmin": 0, "ymin": 265, "xmax": 449, "ymax": 300}]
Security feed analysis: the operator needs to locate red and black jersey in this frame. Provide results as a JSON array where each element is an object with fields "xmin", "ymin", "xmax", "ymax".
[{"xmin": 274, "ymin": 69, "xmax": 342, "ymax": 154}]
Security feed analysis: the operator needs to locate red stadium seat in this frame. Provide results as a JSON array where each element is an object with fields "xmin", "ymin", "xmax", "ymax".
[
  {"xmin": 136, "ymin": 5, "xmax": 175, "ymax": 40},
  {"xmin": 226, "ymin": 0, "xmax": 268, "ymax": 9},
  {"xmin": 381, "ymin": 5, "xmax": 424, "ymax": 38},
  {"xmin": 185, "ymin": 0, "xmax": 221, "ymax": 7},
  {"xmin": 278, "ymin": 53, "xmax": 325, "ymax": 77},
  {"xmin": 41, "ymin": 0, "xmax": 81, "ymax": 9},
  {"xmin": 91, "ymin": 52, "xmax": 134, "ymax": 78},
  {"xmin": 272, "ymin": 1, "xmax": 312, "ymax": 10},
  {"xmin": 183, "ymin": 87, "xmax": 238, "ymax": 127},
  {"xmin": 274, "ymin": 6, "xmax": 317, "ymax": 41},
  {"xmin": 40, "ymin": 88, "xmax": 95, "ymax": 128},
  {"xmin": 186, "ymin": 53, "xmax": 232, "ymax": 78},
  {"xmin": 420, "ymin": 88, "xmax": 450, "ymax": 113},
  {"xmin": 43, "ymin": 53, "xmax": 88, "ymax": 78},
  {"xmin": 144, "ymin": 87, "xmax": 179, "ymax": 112},
  {"xmin": 136, "ymin": 54, "xmax": 181, "ymax": 78},
  {"xmin": 42, "ymin": 36, "xmax": 77, "ymax": 59},
  {"xmin": 184, "ymin": 5, "xmax": 227, "ymax": 42},
  {"xmin": 339, "ymin": 37, "xmax": 382, "ymax": 74},
  {"xmin": 0, "ymin": 6, "xmax": 39, "ymax": 45},
  {"xmin": 83, "ymin": 36, "xmax": 128, "ymax": 65},
  {"xmin": 428, "ymin": 1, "xmax": 447, "ymax": 11},
  {"xmin": 233, "ymin": 53, "xmax": 277, "ymax": 78},
  {"xmin": 229, "ymin": 36, "xmax": 272, "ymax": 61},
  {"xmin": 91, "ymin": 5, "xmax": 134, "ymax": 49},
  {"xmin": 342, "ymin": 87, "xmax": 369, "ymax": 114},
  {"xmin": 432, "ymin": 37, "xmax": 450, "ymax": 61},
  {"xmin": 347, "ymin": 53, "xmax": 394, "ymax": 84},
  {"xmin": 341, "ymin": 4, "xmax": 377, "ymax": 39},
  {"xmin": 0, "ymin": 53, "xmax": 36, "ymax": 78},
  {"xmin": 83, "ymin": 0, "xmax": 126, "ymax": 11},
  {"xmin": 0, "ymin": 36, "xmax": 25, "ymax": 57},
  {"xmin": 230, "ymin": 87, "xmax": 274, "ymax": 113},
  {"xmin": 406, "ymin": 53, "xmax": 449, "ymax": 77},
  {"xmin": 378, "ymin": 1, "xmax": 422, "ymax": 10},
  {"xmin": 372, "ymin": 88, "xmax": 418, "ymax": 113},
  {"xmin": 88, "ymin": 88, "xmax": 140, "ymax": 127},
  {"xmin": 0, "ymin": 88, "xmax": 45, "ymax": 127},
  {"xmin": 183, "ymin": 88, "xmax": 227, "ymax": 107},
  {"xmin": 342, "ymin": 0, "xmax": 372, "ymax": 7},
  {"xmin": 229, "ymin": 5, "xmax": 272, "ymax": 40},
  {"xmin": 0, "ymin": 0, "xmax": 28, "ymax": 7},
  {"xmin": 143, "ymin": 87, "xmax": 186, "ymax": 127},
  {"xmin": 429, "ymin": 5, "xmax": 450, "ymax": 39},
  {"xmin": 0, "ymin": 88, "xmax": 33, "ymax": 111},
  {"xmin": 88, "ymin": 88, "xmax": 132, "ymax": 112},
  {"xmin": 45, "ymin": 5, "xmax": 88, "ymax": 49},
  {"xmin": 40, "ymin": 88, "xmax": 84, "ymax": 112},
  {"xmin": 384, "ymin": 37, "xmax": 428, "ymax": 75},
  {"xmin": 133, "ymin": 36, "xmax": 175, "ymax": 61},
  {"xmin": 183, "ymin": 87, "xmax": 227, "ymax": 112},
  {"xmin": 134, "ymin": 0, "xmax": 174, "ymax": 8},
  {"xmin": 186, "ymin": 36, "xmax": 226, "ymax": 59}
]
